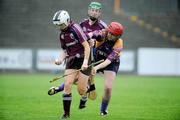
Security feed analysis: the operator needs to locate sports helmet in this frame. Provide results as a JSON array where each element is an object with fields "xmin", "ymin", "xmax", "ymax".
[
  {"xmin": 107, "ymin": 22, "xmax": 124, "ymax": 36},
  {"xmin": 52, "ymin": 10, "xmax": 70, "ymax": 29},
  {"xmin": 88, "ymin": 2, "xmax": 102, "ymax": 21},
  {"xmin": 89, "ymin": 2, "xmax": 102, "ymax": 9}
]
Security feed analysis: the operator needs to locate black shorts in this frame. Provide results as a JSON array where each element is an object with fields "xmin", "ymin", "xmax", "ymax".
[
  {"xmin": 97, "ymin": 61, "xmax": 120, "ymax": 74},
  {"xmin": 65, "ymin": 57, "xmax": 91, "ymax": 76}
]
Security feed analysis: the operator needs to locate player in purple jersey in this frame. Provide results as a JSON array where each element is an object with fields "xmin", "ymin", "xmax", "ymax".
[
  {"xmin": 48, "ymin": 2, "xmax": 107, "ymax": 109},
  {"xmin": 51, "ymin": 10, "xmax": 90, "ymax": 119},
  {"xmin": 90, "ymin": 22, "xmax": 124, "ymax": 116}
]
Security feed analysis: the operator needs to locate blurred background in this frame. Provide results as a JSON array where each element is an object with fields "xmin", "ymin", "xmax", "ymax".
[
  {"xmin": 0, "ymin": 1, "xmax": 180, "ymax": 120},
  {"xmin": 0, "ymin": 0, "xmax": 180, "ymax": 75}
]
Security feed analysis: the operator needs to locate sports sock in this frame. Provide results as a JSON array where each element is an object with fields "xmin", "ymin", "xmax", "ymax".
[
  {"xmin": 58, "ymin": 83, "xmax": 65, "ymax": 92},
  {"xmin": 81, "ymin": 95, "xmax": 87, "ymax": 102},
  {"xmin": 79, "ymin": 95, "xmax": 87, "ymax": 109},
  {"xmin": 100, "ymin": 98, "xmax": 109, "ymax": 112},
  {"xmin": 62, "ymin": 93, "xmax": 72, "ymax": 116}
]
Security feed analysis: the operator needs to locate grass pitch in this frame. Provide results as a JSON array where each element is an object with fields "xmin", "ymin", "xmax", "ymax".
[{"xmin": 0, "ymin": 73, "xmax": 180, "ymax": 120}]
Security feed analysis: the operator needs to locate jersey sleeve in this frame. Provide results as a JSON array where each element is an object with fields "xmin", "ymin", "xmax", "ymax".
[
  {"xmin": 91, "ymin": 29, "xmax": 107, "ymax": 42},
  {"xmin": 72, "ymin": 23, "xmax": 88, "ymax": 44},
  {"xmin": 79, "ymin": 19, "xmax": 87, "ymax": 27},
  {"xmin": 99, "ymin": 20, "xmax": 108, "ymax": 29},
  {"xmin": 107, "ymin": 39, "xmax": 123, "ymax": 61}
]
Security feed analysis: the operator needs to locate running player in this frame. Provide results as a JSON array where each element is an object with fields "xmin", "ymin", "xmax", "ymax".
[
  {"xmin": 52, "ymin": 10, "xmax": 90, "ymax": 119},
  {"xmin": 90, "ymin": 22, "xmax": 124, "ymax": 116}
]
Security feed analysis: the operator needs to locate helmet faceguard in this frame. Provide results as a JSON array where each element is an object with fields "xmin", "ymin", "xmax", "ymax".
[
  {"xmin": 52, "ymin": 10, "xmax": 70, "ymax": 30},
  {"xmin": 88, "ymin": 2, "xmax": 102, "ymax": 21}
]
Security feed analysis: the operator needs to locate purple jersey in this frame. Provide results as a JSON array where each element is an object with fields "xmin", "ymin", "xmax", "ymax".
[
  {"xmin": 94, "ymin": 31, "xmax": 123, "ymax": 62},
  {"xmin": 59, "ymin": 21, "xmax": 88, "ymax": 56},
  {"xmin": 80, "ymin": 19, "xmax": 107, "ymax": 34},
  {"xmin": 96, "ymin": 40, "xmax": 117, "ymax": 61},
  {"xmin": 95, "ymin": 39, "xmax": 122, "ymax": 73}
]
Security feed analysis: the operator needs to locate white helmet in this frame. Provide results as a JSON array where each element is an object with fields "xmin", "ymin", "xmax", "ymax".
[{"xmin": 52, "ymin": 10, "xmax": 70, "ymax": 30}]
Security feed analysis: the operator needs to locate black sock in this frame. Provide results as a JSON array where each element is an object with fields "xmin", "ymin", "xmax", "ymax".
[
  {"xmin": 87, "ymin": 84, "xmax": 96, "ymax": 93},
  {"xmin": 79, "ymin": 95, "xmax": 87, "ymax": 109},
  {"xmin": 62, "ymin": 93, "xmax": 72, "ymax": 116}
]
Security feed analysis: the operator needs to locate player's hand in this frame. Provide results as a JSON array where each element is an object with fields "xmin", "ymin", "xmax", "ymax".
[
  {"xmin": 54, "ymin": 58, "xmax": 63, "ymax": 65},
  {"xmin": 91, "ymin": 67, "xmax": 97, "ymax": 75},
  {"xmin": 88, "ymin": 32, "xmax": 93, "ymax": 38},
  {"xmin": 88, "ymin": 39, "xmax": 95, "ymax": 47},
  {"xmin": 81, "ymin": 63, "xmax": 88, "ymax": 71}
]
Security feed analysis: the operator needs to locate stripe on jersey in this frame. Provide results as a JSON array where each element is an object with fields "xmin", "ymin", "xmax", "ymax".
[
  {"xmin": 73, "ymin": 24, "xmax": 87, "ymax": 40},
  {"xmin": 99, "ymin": 20, "xmax": 107, "ymax": 28}
]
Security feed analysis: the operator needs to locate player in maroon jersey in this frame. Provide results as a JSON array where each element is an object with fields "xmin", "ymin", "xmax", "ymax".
[
  {"xmin": 51, "ymin": 10, "xmax": 90, "ymax": 119},
  {"xmin": 48, "ymin": 2, "xmax": 107, "ymax": 109},
  {"xmin": 80, "ymin": 2, "xmax": 107, "ymax": 34},
  {"xmin": 78, "ymin": 1, "xmax": 107, "ymax": 108}
]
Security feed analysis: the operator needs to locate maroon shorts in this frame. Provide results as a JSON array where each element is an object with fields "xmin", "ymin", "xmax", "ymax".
[{"xmin": 65, "ymin": 57, "xmax": 91, "ymax": 76}]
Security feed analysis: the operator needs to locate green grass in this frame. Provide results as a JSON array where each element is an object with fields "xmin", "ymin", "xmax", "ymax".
[{"xmin": 0, "ymin": 73, "xmax": 180, "ymax": 120}]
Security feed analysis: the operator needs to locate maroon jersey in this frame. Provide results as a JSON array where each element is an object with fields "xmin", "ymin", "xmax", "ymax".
[
  {"xmin": 59, "ymin": 21, "xmax": 88, "ymax": 56},
  {"xmin": 80, "ymin": 19, "xmax": 107, "ymax": 34}
]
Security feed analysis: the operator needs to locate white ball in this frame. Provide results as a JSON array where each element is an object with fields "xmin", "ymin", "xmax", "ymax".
[{"xmin": 55, "ymin": 58, "xmax": 59, "ymax": 62}]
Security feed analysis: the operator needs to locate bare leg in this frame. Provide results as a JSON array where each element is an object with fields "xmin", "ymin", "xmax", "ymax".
[
  {"xmin": 77, "ymin": 71, "xmax": 89, "ymax": 109},
  {"xmin": 100, "ymin": 70, "xmax": 116, "ymax": 115}
]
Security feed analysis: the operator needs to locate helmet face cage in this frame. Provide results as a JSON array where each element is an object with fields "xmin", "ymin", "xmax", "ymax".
[
  {"xmin": 88, "ymin": 2, "xmax": 102, "ymax": 21},
  {"xmin": 107, "ymin": 32, "xmax": 121, "ymax": 41},
  {"xmin": 52, "ymin": 10, "xmax": 70, "ymax": 30},
  {"xmin": 107, "ymin": 22, "xmax": 124, "ymax": 41}
]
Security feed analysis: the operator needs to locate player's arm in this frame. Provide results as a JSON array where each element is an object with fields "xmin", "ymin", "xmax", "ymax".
[
  {"xmin": 91, "ymin": 59, "xmax": 111, "ymax": 75},
  {"xmin": 92, "ymin": 39, "xmax": 123, "ymax": 75},
  {"xmin": 87, "ymin": 29, "xmax": 107, "ymax": 48},
  {"xmin": 88, "ymin": 29, "xmax": 106, "ymax": 42},
  {"xmin": 55, "ymin": 50, "xmax": 67, "ymax": 65},
  {"xmin": 94, "ymin": 59, "xmax": 111, "ymax": 70},
  {"xmin": 81, "ymin": 40, "xmax": 90, "ymax": 70},
  {"xmin": 72, "ymin": 23, "xmax": 90, "ymax": 70},
  {"xmin": 108, "ymin": 38, "xmax": 123, "ymax": 61}
]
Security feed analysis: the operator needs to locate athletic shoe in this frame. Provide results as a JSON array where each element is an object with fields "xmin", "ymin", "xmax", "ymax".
[
  {"xmin": 48, "ymin": 86, "xmax": 59, "ymax": 95},
  {"xmin": 87, "ymin": 84, "xmax": 97, "ymax": 100},
  {"xmin": 87, "ymin": 84, "xmax": 96, "ymax": 93},
  {"xmin": 100, "ymin": 110, "xmax": 108, "ymax": 116},
  {"xmin": 79, "ymin": 99, "xmax": 86, "ymax": 109}
]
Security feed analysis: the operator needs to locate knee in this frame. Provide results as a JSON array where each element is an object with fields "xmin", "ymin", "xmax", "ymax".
[
  {"xmin": 77, "ymin": 87, "xmax": 87, "ymax": 95},
  {"xmin": 64, "ymin": 81, "xmax": 73, "ymax": 90},
  {"xmin": 65, "ymin": 81, "xmax": 71, "ymax": 87},
  {"xmin": 105, "ymin": 85, "xmax": 112, "ymax": 92}
]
